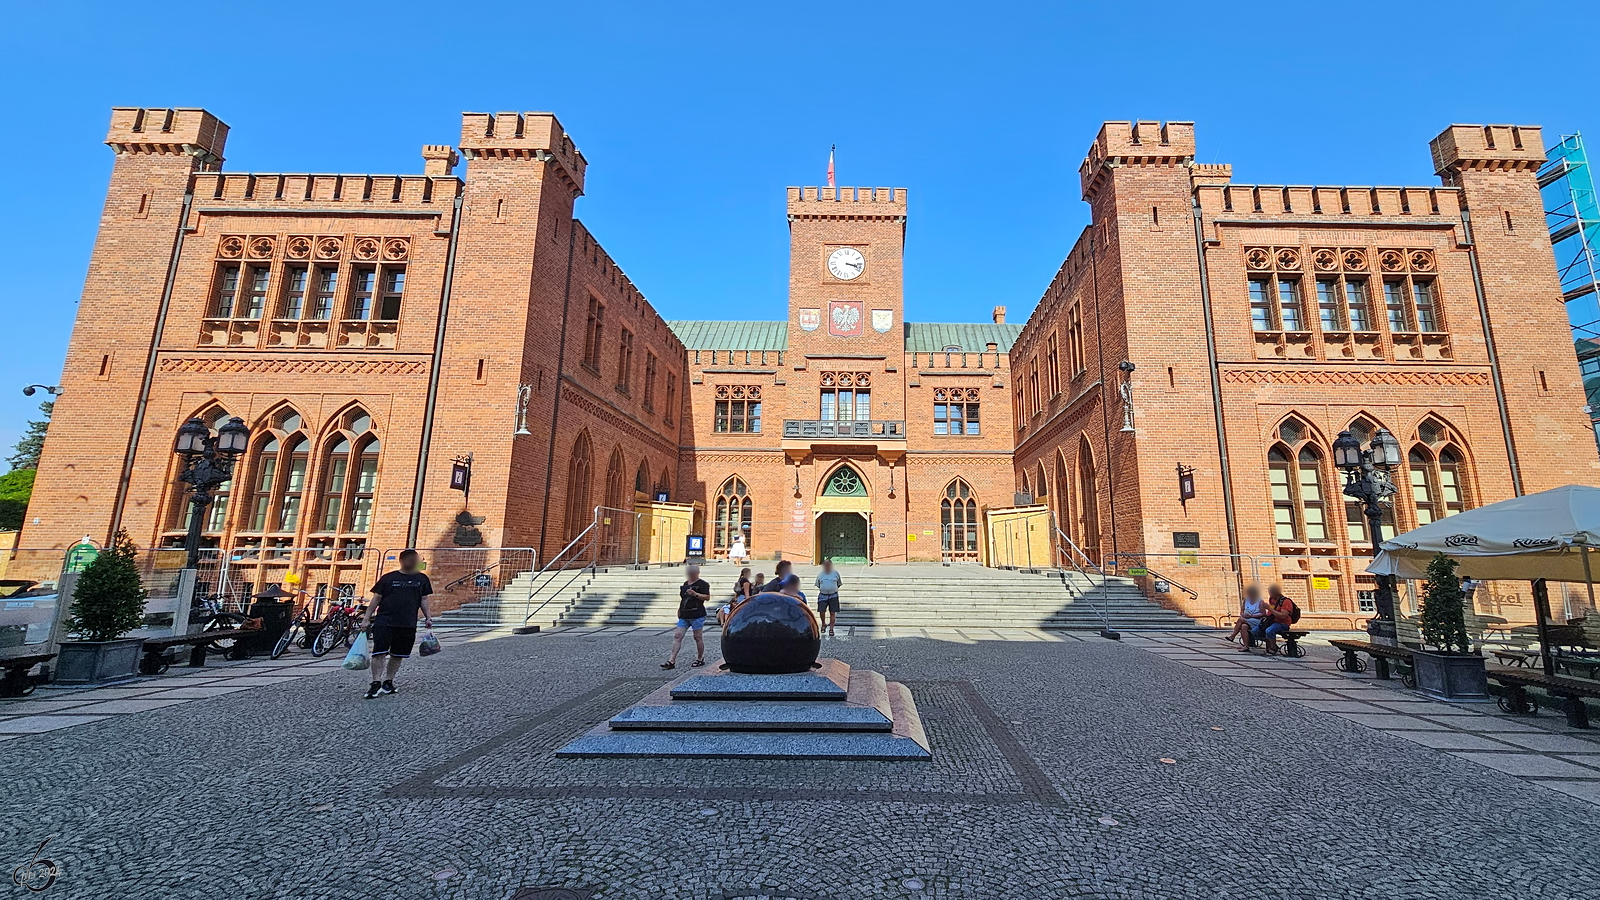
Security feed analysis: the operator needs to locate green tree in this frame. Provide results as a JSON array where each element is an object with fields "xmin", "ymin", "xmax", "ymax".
[
  {"xmin": 8, "ymin": 400, "xmax": 52, "ymax": 471},
  {"xmin": 1419, "ymin": 552, "xmax": 1471, "ymax": 654},
  {"xmin": 0, "ymin": 468, "xmax": 34, "ymax": 531},
  {"xmin": 65, "ymin": 529, "xmax": 147, "ymax": 642}
]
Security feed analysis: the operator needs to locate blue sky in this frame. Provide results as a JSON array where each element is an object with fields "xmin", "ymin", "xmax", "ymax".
[{"xmin": 2, "ymin": 0, "xmax": 1595, "ymax": 454}]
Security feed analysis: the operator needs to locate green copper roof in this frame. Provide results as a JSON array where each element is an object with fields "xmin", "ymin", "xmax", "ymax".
[
  {"xmin": 904, "ymin": 322, "xmax": 1024, "ymax": 353},
  {"xmin": 668, "ymin": 321, "xmax": 789, "ymax": 350},
  {"xmin": 666, "ymin": 319, "xmax": 1024, "ymax": 353}
]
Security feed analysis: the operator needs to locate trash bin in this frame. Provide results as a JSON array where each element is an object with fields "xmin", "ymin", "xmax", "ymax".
[{"xmin": 243, "ymin": 585, "xmax": 297, "ymax": 654}]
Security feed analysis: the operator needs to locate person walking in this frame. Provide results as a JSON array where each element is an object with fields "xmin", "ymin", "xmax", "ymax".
[
  {"xmin": 358, "ymin": 549, "xmax": 434, "ymax": 699},
  {"xmin": 814, "ymin": 558, "xmax": 842, "ymax": 637},
  {"xmin": 664, "ymin": 563, "xmax": 710, "ymax": 670},
  {"xmin": 728, "ymin": 535, "xmax": 749, "ymax": 564}
]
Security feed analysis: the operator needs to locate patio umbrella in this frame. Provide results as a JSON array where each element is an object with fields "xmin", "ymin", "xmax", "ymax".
[
  {"xmin": 1369, "ymin": 484, "xmax": 1600, "ymax": 678},
  {"xmin": 1368, "ymin": 484, "xmax": 1600, "ymax": 583}
]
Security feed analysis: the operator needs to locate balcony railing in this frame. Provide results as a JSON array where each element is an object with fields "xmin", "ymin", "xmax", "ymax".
[{"xmin": 783, "ymin": 419, "xmax": 907, "ymax": 440}]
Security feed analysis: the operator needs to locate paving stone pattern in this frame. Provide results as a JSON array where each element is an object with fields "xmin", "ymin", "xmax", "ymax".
[
  {"xmin": 1, "ymin": 626, "xmax": 1598, "ymax": 899},
  {"xmin": 1128, "ymin": 632, "xmax": 1600, "ymax": 805}
]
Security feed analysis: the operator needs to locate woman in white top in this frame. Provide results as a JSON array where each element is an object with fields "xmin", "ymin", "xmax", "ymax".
[
  {"xmin": 1229, "ymin": 584, "xmax": 1268, "ymax": 651},
  {"xmin": 728, "ymin": 536, "xmax": 749, "ymax": 563}
]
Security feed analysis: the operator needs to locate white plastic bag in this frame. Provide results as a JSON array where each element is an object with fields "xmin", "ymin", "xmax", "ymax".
[
  {"xmin": 418, "ymin": 630, "xmax": 441, "ymax": 657},
  {"xmin": 342, "ymin": 631, "xmax": 371, "ymax": 670}
]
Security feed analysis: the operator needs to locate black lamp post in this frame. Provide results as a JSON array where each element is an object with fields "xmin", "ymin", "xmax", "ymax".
[
  {"xmin": 174, "ymin": 416, "xmax": 250, "ymax": 568},
  {"xmin": 1333, "ymin": 427, "xmax": 1403, "ymax": 645}
]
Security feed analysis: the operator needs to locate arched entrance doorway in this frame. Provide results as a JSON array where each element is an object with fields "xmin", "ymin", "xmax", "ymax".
[{"xmin": 817, "ymin": 464, "xmax": 869, "ymax": 564}]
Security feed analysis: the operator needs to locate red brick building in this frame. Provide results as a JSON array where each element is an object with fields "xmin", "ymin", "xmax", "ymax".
[
  {"xmin": 1011, "ymin": 121, "xmax": 1599, "ymax": 624},
  {"xmin": 21, "ymin": 109, "xmax": 1597, "ymax": 621}
]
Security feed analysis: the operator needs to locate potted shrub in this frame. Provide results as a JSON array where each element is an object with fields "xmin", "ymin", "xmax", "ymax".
[
  {"xmin": 56, "ymin": 530, "xmax": 148, "ymax": 683},
  {"xmin": 1410, "ymin": 552, "xmax": 1489, "ymax": 700}
]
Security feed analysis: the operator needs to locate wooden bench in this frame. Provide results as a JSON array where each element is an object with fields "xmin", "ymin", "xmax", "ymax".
[
  {"xmin": 1329, "ymin": 639, "xmax": 1417, "ymax": 688},
  {"xmin": 0, "ymin": 653, "xmax": 55, "ymax": 698},
  {"xmin": 139, "ymin": 626, "xmax": 258, "ymax": 675},
  {"xmin": 1488, "ymin": 668, "xmax": 1598, "ymax": 728}
]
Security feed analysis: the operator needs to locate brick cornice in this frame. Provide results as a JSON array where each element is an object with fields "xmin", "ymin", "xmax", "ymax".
[
  {"xmin": 1220, "ymin": 368, "xmax": 1492, "ymax": 387},
  {"xmin": 156, "ymin": 356, "xmax": 428, "ymax": 376},
  {"xmin": 559, "ymin": 379, "xmax": 678, "ymax": 454}
]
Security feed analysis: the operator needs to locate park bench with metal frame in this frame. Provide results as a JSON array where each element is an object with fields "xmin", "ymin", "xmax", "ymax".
[
  {"xmin": 1489, "ymin": 668, "xmax": 1598, "ymax": 728},
  {"xmin": 1329, "ymin": 638, "xmax": 1417, "ymax": 687},
  {"xmin": 138, "ymin": 623, "xmax": 259, "ymax": 675},
  {"xmin": 0, "ymin": 653, "xmax": 55, "ymax": 697}
]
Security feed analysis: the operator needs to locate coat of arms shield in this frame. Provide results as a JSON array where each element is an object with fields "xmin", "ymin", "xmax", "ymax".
[
  {"xmin": 828, "ymin": 301, "xmax": 864, "ymax": 337},
  {"xmin": 798, "ymin": 308, "xmax": 821, "ymax": 331},
  {"xmin": 871, "ymin": 309, "xmax": 894, "ymax": 333}
]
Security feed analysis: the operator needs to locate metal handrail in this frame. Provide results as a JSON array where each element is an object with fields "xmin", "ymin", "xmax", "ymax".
[
  {"xmin": 1052, "ymin": 525, "xmax": 1115, "ymax": 637},
  {"xmin": 441, "ymin": 552, "xmax": 538, "ymax": 593},
  {"xmin": 520, "ymin": 516, "xmax": 601, "ymax": 628},
  {"xmin": 1137, "ymin": 564, "xmax": 1201, "ymax": 601}
]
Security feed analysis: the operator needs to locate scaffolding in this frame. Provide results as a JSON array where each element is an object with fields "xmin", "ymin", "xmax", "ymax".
[{"xmin": 1539, "ymin": 132, "xmax": 1600, "ymax": 452}]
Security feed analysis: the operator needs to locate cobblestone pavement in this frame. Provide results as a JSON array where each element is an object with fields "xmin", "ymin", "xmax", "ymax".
[
  {"xmin": 3, "ymin": 625, "xmax": 1598, "ymax": 900},
  {"xmin": 1127, "ymin": 632, "xmax": 1600, "ymax": 804}
]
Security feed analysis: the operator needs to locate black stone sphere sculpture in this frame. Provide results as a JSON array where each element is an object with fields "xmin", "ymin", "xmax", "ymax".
[{"xmin": 720, "ymin": 592, "xmax": 822, "ymax": 674}]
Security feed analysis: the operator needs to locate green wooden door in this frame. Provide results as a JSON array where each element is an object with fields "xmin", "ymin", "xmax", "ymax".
[{"xmin": 819, "ymin": 513, "xmax": 868, "ymax": 564}]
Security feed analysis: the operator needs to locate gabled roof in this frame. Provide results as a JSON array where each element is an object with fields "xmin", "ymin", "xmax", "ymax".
[
  {"xmin": 667, "ymin": 321, "xmax": 789, "ymax": 350},
  {"xmin": 904, "ymin": 322, "xmax": 1023, "ymax": 353}
]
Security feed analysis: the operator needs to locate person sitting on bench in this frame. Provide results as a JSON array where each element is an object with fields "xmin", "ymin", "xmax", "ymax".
[
  {"xmin": 1262, "ymin": 585, "xmax": 1295, "ymax": 654},
  {"xmin": 1228, "ymin": 585, "xmax": 1267, "ymax": 652}
]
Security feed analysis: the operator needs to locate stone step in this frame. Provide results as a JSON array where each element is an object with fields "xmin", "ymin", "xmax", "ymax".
[{"xmin": 608, "ymin": 701, "xmax": 893, "ymax": 732}]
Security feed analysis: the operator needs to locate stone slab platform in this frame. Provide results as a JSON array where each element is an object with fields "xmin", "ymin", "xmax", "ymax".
[
  {"xmin": 557, "ymin": 659, "xmax": 930, "ymax": 759},
  {"xmin": 669, "ymin": 658, "xmax": 850, "ymax": 700}
]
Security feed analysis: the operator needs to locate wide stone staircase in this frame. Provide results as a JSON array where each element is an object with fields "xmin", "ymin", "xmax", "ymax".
[{"xmin": 434, "ymin": 560, "xmax": 1200, "ymax": 631}]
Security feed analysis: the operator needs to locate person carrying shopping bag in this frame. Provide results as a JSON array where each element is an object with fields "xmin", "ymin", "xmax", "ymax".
[{"xmin": 358, "ymin": 549, "xmax": 435, "ymax": 699}]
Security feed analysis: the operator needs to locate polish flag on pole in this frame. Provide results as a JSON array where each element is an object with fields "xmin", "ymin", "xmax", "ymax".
[{"xmin": 827, "ymin": 145, "xmax": 835, "ymax": 188}]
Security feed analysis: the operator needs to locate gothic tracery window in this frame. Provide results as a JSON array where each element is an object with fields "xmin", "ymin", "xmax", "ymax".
[
  {"xmin": 714, "ymin": 477, "xmax": 753, "ymax": 551},
  {"xmin": 941, "ymin": 479, "xmax": 979, "ymax": 562}
]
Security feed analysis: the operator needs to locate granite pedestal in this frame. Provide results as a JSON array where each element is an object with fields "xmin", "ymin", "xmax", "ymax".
[{"xmin": 556, "ymin": 659, "xmax": 931, "ymax": 760}]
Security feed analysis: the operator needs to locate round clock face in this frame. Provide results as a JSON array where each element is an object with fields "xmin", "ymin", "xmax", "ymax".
[{"xmin": 827, "ymin": 247, "xmax": 865, "ymax": 280}]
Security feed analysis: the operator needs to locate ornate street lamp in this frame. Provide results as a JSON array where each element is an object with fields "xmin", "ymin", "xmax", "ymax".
[
  {"xmin": 1334, "ymin": 427, "xmax": 1402, "ymax": 645},
  {"xmin": 174, "ymin": 416, "xmax": 251, "ymax": 568}
]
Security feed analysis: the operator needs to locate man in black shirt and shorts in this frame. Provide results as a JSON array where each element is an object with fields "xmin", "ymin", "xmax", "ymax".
[{"xmin": 359, "ymin": 549, "xmax": 435, "ymax": 699}]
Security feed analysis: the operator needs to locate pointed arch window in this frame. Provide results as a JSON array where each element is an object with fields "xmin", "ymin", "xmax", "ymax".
[
  {"xmin": 1267, "ymin": 417, "xmax": 1331, "ymax": 546},
  {"xmin": 317, "ymin": 410, "xmax": 381, "ymax": 534},
  {"xmin": 1408, "ymin": 417, "xmax": 1471, "ymax": 526},
  {"xmin": 244, "ymin": 435, "xmax": 310, "ymax": 532},
  {"xmin": 565, "ymin": 433, "xmax": 594, "ymax": 539},
  {"xmin": 1077, "ymin": 439, "xmax": 1100, "ymax": 558},
  {"xmin": 941, "ymin": 479, "xmax": 979, "ymax": 562},
  {"xmin": 604, "ymin": 449, "xmax": 627, "ymax": 512},
  {"xmin": 714, "ymin": 477, "xmax": 753, "ymax": 551}
]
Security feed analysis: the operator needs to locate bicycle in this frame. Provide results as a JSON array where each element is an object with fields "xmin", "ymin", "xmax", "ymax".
[
  {"xmin": 190, "ymin": 592, "xmax": 252, "ymax": 658},
  {"xmin": 270, "ymin": 592, "xmax": 322, "ymax": 660},
  {"xmin": 311, "ymin": 594, "xmax": 368, "ymax": 657}
]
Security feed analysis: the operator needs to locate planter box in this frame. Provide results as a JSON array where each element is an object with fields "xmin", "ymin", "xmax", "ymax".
[
  {"xmin": 1411, "ymin": 648, "xmax": 1489, "ymax": 701},
  {"xmin": 55, "ymin": 638, "xmax": 144, "ymax": 684}
]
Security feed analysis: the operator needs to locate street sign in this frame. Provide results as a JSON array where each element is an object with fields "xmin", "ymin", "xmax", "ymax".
[
  {"xmin": 1127, "ymin": 567, "xmax": 1149, "ymax": 577},
  {"xmin": 473, "ymin": 573, "xmax": 493, "ymax": 589}
]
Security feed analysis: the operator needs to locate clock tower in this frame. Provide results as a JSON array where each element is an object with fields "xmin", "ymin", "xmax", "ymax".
[{"xmin": 786, "ymin": 185, "xmax": 907, "ymax": 362}]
